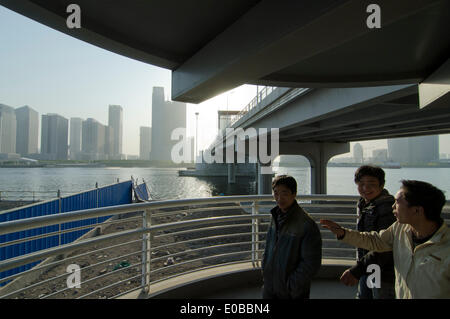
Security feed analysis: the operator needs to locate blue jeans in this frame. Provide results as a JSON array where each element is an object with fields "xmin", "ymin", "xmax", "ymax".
[{"xmin": 357, "ymin": 275, "xmax": 396, "ymax": 299}]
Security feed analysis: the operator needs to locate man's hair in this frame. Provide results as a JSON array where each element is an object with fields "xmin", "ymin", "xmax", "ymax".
[
  {"xmin": 272, "ymin": 175, "xmax": 297, "ymax": 194},
  {"xmin": 401, "ymin": 180, "xmax": 446, "ymax": 223},
  {"xmin": 354, "ymin": 165, "xmax": 385, "ymax": 186}
]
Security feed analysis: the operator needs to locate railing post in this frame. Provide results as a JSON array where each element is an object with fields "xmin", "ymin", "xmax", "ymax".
[
  {"xmin": 142, "ymin": 209, "xmax": 152, "ymax": 295},
  {"xmin": 251, "ymin": 200, "xmax": 260, "ymax": 268},
  {"xmin": 96, "ymin": 182, "xmax": 99, "ymax": 226},
  {"xmin": 57, "ymin": 189, "xmax": 62, "ymax": 246}
]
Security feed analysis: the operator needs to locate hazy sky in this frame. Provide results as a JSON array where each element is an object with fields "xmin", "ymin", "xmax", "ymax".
[
  {"xmin": 1, "ymin": 5, "xmax": 448, "ymax": 157},
  {"xmin": 0, "ymin": 6, "xmax": 257, "ymax": 156}
]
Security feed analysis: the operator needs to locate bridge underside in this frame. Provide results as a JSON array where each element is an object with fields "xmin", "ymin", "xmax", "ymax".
[
  {"xmin": 226, "ymin": 83, "xmax": 450, "ymax": 194},
  {"xmin": 1, "ymin": 0, "xmax": 449, "ymax": 103},
  {"xmin": 275, "ymin": 85, "xmax": 450, "ymax": 144}
]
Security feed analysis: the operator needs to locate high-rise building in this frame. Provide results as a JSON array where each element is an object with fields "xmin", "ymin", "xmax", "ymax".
[
  {"xmin": 105, "ymin": 126, "xmax": 114, "ymax": 158},
  {"xmin": 372, "ymin": 149, "xmax": 388, "ymax": 162},
  {"xmin": 139, "ymin": 126, "xmax": 151, "ymax": 160},
  {"xmin": 0, "ymin": 104, "xmax": 17, "ymax": 154},
  {"xmin": 150, "ymin": 87, "xmax": 186, "ymax": 162},
  {"xmin": 108, "ymin": 105, "xmax": 123, "ymax": 159},
  {"xmin": 353, "ymin": 143, "xmax": 363, "ymax": 164},
  {"xmin": 69, "ymin": 117, "xmax": 83, "ymax": 160},
  {"xmin": 41, "ymin": 113, "xmax": 68, "ymax": 160},
  {"xmin": 388, "ymin": 135, "xmax": 439, "ymax": 165},
  {"xmin": 81, "ymin": 118, "xmax": 107, "ymax": 160},
  {"xmin": 15, "ymin": 105, "xmax": 39, "ymax": 156}
]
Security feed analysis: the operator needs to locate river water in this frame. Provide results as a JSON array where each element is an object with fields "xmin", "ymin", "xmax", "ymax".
[{"xmin": 0, "ymin": 166, "xmax": 449, "ymax": 201}]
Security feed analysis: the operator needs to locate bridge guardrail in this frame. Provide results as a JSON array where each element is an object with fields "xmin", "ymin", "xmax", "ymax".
[{"xmin": 229, "ymin": 86, "xmax": 276, "ymax": 126}]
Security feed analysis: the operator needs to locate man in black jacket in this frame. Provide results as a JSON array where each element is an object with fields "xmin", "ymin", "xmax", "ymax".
[
  {"xmin": 339, "ymin": 165, "xmax": 396, "ymax": 299},
  {"xmin": 262, "ymin": 175, "xmax": 322, "ymax": 299}
]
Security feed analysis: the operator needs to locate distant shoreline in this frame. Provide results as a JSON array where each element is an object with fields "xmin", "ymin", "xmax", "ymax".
[
  {"xmin": 0, "ymin": 160, "xmax": 195, "ymax": 169},
  {"xmin": 1, "ymin": 160, "xmax": 449, "ymax": 169}
]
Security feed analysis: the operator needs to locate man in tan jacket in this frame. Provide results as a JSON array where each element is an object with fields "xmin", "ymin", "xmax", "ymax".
[{"xmin": 320, "ymin": 180, "xmax": 450, "ymax": 298}]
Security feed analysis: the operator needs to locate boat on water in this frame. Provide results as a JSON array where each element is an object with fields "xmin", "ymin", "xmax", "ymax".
[{"xmin": 381, "ymin": 162, "xmax": 402, "ymax": 169}]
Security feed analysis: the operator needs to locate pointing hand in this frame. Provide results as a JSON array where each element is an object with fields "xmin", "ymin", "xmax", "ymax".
[{"xmin": 319, "ymin": 219, "xmax": 345, "ymax": 238}]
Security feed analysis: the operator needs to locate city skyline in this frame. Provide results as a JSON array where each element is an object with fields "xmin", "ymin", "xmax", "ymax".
[
  {"xmin": 4, "ymin": 98, "xmax": 447, "ymax": 164},
  {"xmin": 1, "ymin": 5, "xmax": 449, "ymax": 158},
  {"xmin": 0, "ymin": 95, "xmax": 254, "ymax": 161}
]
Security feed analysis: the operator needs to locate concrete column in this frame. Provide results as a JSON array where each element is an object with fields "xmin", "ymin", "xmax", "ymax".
[
  {"xmin": 308, "ymin": 148, "xmax": 328, "ymax": 195},
  {"xmin": 257, "ymin": 163, "xmax": 273, "ymax": 194},
  {"xmin": 279, "ymin": 141, "xmax": 349, "ymax": 194},
  {"xmin": 227, "ymin": 163, "xmax": 236, "ymax": 184}
]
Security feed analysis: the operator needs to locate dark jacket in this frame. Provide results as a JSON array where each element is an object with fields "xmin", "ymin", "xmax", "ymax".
[
  {"xmin": 262, "ymin": 201, "xmax": 322, "ymax": 299},
  {"xmin": 349, "ymin": 189, "xmax": 396, "ymax": 283}
]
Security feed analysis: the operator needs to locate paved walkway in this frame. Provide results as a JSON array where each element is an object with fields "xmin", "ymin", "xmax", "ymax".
[{"xmin": 200, "ymin": 279, "xmax": 357, "ymax": 299}]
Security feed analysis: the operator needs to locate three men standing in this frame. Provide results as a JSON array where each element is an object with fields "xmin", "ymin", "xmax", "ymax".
[{"xmin": 263, "ymin": 170, "xmax": 449, "ymax": 299}]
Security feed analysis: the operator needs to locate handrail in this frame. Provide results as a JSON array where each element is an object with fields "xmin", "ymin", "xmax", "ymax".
[
  {"xmin": 228, "ymin": 86, "xmax": 276, "ymax": 127},
  {"xmin": 227, "ymin": 87, "xmax": 311, "ymax": 129},
  {"xmin": 0, "ymin": 195, "xmax": 359, "ymax": 235},
  {"xmin": 0, "ymin": 194, "xmax": 447, "ymax": 299}
]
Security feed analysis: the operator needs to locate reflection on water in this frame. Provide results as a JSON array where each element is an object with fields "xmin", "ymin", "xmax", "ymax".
[
  {"xmin": 0, "ymin": 167, "xmax": 257, "ymax": 200},
  {"xmin": 272, "ymin": 167, "xmax": 311, "ymax": 195},
  {"xmin": 145, "ymin": 175, "xmax": 257, "ymax": 200}
]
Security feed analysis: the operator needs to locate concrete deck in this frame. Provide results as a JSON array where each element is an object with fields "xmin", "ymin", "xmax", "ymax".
[
  {"xmin": 205, "ymin": 279, "xmax": 357, "ymax": 299},
  {"xmin": 119, "ymin": 259, "xmax": 357, "ymax": 299}
]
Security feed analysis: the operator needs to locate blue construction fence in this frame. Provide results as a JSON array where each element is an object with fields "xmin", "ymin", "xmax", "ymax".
[{"xmin": 0, "ymin": 180, "xmax": 150, "ymax": 287}]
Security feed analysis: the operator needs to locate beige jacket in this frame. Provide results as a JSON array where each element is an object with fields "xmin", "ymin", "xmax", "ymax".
[{"xmin": 341, "ymin": 221, "xmax": 450, "ymax": 299}]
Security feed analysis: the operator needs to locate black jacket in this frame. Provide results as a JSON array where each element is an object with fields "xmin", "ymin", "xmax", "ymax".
[
  {"xmin": 262, "ymin": 201, "xmax": 322, "ymax": 299},
  {"xmin": 349, "ymin": 189, "xmax": 396, "ymax": 283}
]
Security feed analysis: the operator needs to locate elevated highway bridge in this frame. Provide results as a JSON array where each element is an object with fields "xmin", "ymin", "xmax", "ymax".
[{"xmin": 208, "ymin": 83, "xmax": 450, "ymax": 193}]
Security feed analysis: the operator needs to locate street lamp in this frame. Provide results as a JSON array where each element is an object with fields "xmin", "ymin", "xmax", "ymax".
[
  {"xmin": 195, "ymin": 112, "xmax": 199, "ymax": 162},
  {"xmin": 257, "ymin": 85, "xmax": 259, "ymax": 103}
]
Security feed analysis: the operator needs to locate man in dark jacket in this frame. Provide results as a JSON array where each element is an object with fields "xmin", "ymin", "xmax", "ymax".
[
  {"xmin": 262, "ymin": 175, "xmax": 322, "ymax": 299},
  {"xmin": 339, "ymin": 165, "xmax": 396, "ymax": 299}
]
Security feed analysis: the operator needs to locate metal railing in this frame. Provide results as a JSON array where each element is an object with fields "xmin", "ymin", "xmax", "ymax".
[
  {"xmin": 1, "ymin": 195, "xmax": 447, "ymax": 299},
  {"xmin": 229, "ymin": 86, "xmax": 276, "ymax": 127},
  {"xmin": 0, "ymin": 194, "xmax": 356, "ymax": 298}
]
